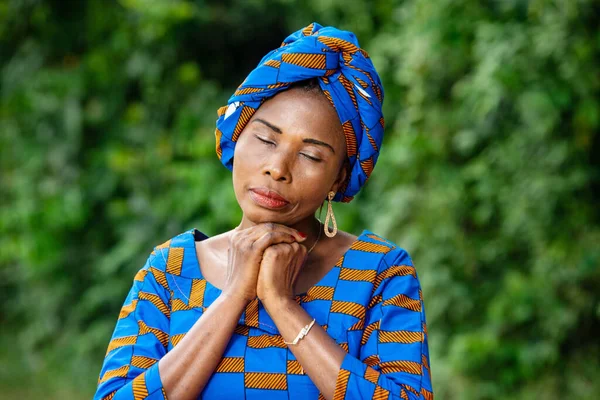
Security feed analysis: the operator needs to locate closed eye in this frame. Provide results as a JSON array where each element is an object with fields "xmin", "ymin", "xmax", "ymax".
[
  {"xmin": 301, "ymin": 153, "xmax": 322, "ymax": 162},
  {"xmin": 255, "ymin": 135, "xmax": 321, "ymax": 162},
  {"xmin": 255, "ymin": 135, "xmax": 275, "ymax": 146}
]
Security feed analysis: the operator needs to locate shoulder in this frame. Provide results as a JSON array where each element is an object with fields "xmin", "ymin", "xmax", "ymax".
[
  {"xmin": 347, "ymin": 229, "xmax": 414, "ymax": 274},
  {"xmin": 141, "ymin": 228, "xmax": 200, "ymax": 277},
  {"xmin": 355, "ymin": 231, "xmax": 423, "ymax": 303}
]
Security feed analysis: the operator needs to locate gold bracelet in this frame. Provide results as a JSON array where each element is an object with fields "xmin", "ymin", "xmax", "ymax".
[{"xmin": 284, "ymin": 318, "xmax": 316, "ymax": 345}]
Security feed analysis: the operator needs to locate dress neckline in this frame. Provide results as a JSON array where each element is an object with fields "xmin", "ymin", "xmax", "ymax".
[{"xmin": 190, "ymin": 227, "xmax": 368, "ymax": 298}]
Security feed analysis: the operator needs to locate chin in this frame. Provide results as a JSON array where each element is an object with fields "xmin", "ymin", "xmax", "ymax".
[{"xmin": 242, "ymin": 202, "xmax": 302, "ymax": 226}]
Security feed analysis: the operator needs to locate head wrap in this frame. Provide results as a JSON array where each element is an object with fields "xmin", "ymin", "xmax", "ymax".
[{"xmin": 215, "ymin": 22, "xmax": 384, "ymax": 202}]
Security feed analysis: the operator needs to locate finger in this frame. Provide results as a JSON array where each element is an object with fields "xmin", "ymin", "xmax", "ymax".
[
  {"xmin": 253, "ymin": 231, "xmax": 299, "ymax": 252},
  {"xmin": 253, "ymin": 222, "xmax": 307, "ymax": 242}
]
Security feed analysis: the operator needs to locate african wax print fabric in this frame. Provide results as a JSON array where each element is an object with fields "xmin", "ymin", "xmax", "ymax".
[
  {"xmin": 215, "ymin": 22, "xmax": 385, "ymax": 203},
  {"xmin": 94, "ymin": 228, "xmax": 434, "ymax": 399}
]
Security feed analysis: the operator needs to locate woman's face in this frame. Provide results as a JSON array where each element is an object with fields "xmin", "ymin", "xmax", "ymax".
[{"xmin": 232, "ymin": 88, "xmax": 348, "ymax": 226}]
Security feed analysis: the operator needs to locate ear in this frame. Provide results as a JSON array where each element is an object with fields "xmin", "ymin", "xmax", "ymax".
[{"xmin": 330, "ymin": 159, "xmax": 350, "ymax": 194}]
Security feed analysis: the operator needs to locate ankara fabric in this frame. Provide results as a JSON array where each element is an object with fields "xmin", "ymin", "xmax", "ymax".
[
  {"xmin": 94, "ymin": 228, "xmax": 434, "ymax": 399},
  {"xmin": 215, "ymin": 22, "xmax": 385, "ymax": 203}
]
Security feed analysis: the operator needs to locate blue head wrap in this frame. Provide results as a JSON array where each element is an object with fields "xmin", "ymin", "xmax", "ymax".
[{"xmin": 215, "ymin": 22, "xmax": 384, "ymax": 202}]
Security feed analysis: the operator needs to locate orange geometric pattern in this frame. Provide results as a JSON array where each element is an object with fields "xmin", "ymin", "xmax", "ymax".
[
  {"xmin": 281, "ymin": 53, "xmax": 327, "ymax": 69},
  {"xmin": 267, "ymin": 82, "xmax": 289, "ymax": 89},
  {"xmin": 339, "ymin": 342, "xmax": 350, "ymax": 352},
  {"xmin": 216, "ymin": 357, "xmax": 245, "ymax": 373},
  {"xmin": 138, "ymin": 291, "xmax": 170, "ymax": 318},
  {"xmin": 339, "ymin": 267, "xmax": 377, "ymax": 282},
  {"xmin": 188, "ymin": 279, "xmax": 206, "ymax": 308},
  {"xmin": 264, "ymin": 59, "xmax": 281, "ymax": 68},
  {"xmin": 165, "ymin": 247, "xmax": 184, "ymax": 275},
  {"xmin": 355, "ymin": 77, "xmax": 369, "ymax": 88},
  {"xmin": 421, "ymin": 387, "xmax": 434, "ymax": 400},
  {"xmin": 372, "ymin": 265, "xmax": 417, "ymax": 293},
  {"xmin": 317, "ymin": 36, "xmax": 360, "ymax": 54},
  {"xmin": 247, "ymin": 333, "xmax": 287, "ymax": 349},
  {"xmin": 216, "ymin": 106, "xmax": 228, "ymax": 117},
  {"xmin": 379, "ymin": 330, "xmax": 424, "ymax": 344},
  {"xmin": 403, "ymin": 383, "xmax": 420, "ymax": 396},
  {"xmin": 170, "ymin": 333, "xmax": 185, "ymax": 347},
  {"xmin": 231, "ymin": 106, "xmax": 256, "ymax": 142},
  {"xmin": 138, "ymin": 320, "xmax": 168, "ymax": 348},
  {"xmin": 171, "ymin": 298, "xmax": 193, "ymax": 312},
  {"xmin": 366, "ymin": 132, "xmax": 379, "ymax": 152},
  {"xmin": 361, "ymin": 320, "xmax": 380, "ymax": 345},
  {"xmin": 372, "ymin": 386, "xmax": 389, "ymax": 400},
  {"xmin": 131, "ymin": 355, "xmax": 158, "ymax": 369},
  {"xmin": 379, "ymin": 360, "xmax": 422, "ymax": 375},
  {"xmin": 365, "ymin": 233, "xmax": 396, "ymax": 248},
  {"xmin": 101, "ymin": 391, "xmax": 116, "ymax": 400},
  {"xmin": 286, "ymin": 360, "xmax": 304, "ymax": 375},
  {"xmin": 149, "ymin": 267, "xmax": 169, "ymax": 291},
  {"xmin": 342, "ymin": 120, "xmax": 358, "ymax": 158},
  {"xmin": 234, "ymin": 87, "xmax": 263, "ymax": 96},
  {"xmin": 331, "ymin": 300, "xmax": 366, "ymax": 320},
  {"xmin": 333, "ymin": 369, "xmax": 351, "ymax": 399},
  {"xmin": 364, "ymin": 366, "xmax": 380, "ymax": 384},
  {"xmin": 244, "ymin": 298, "xmax": 259, "ymax": 327},
  {"xmin": 338, "ymin": 74, "xmax": 359, "ymax": 111},
  {"xmin": 368, "ymin": 294, "xmax": 383, "ymax": 309},
  {"xmin": 244, "ymin": 373, "xmax": 287, "ymax": 390},
  {"xmin": 131, "ymin": 373, "xmax": 148, "ymax": 400},
  {"xmin": 350, "ymin": 240, "xmax": 392, "ymax": 254},
  {"xmin": 99, "ymin": 365, "xmax": 129, "ymax": 384},
  {"xmin": 301, "ymin": 285, "xmax": 335, "ymax": 302},
  {"xmin": 215, "ymin": 128, "xmax": 223, "ymax": 158},
  {"xmin": 348, "ymin": 318, "xmax": 365, "ymax": 331},
  {"xmin": 360, "ymin": 157, "xmax": 374, "ymax": 178},
  {"xmin": 119, "ymin": 300, "xmax": 137, "ymax": 319},
  {"xmin": 94, "ymin": 228, "xmax": 433, "ymax": 399},
  {"xmin": 363, "ymin": 354, "xmax": 381, "ymax": 367},
  {"xmin": 302, "ymin": 23, "xmax": 315, "ymax": 36},
  {"xmin": 234, "ymin": 325, "xmax": 250, "ymax": 336},
  {"xmin": 105, "ymin": 335, "xmax": 137, "ymax": 356},
  {"xmin": 133, "ymin": 269, "xmax": 147, "ymax": 282},
  {"xmin": 382, "ymin": 294, "xmax": 422, "ymax": 312}
]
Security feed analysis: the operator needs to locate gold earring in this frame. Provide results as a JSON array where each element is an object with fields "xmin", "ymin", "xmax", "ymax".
[{"xmin": 324, "ymin": 191, "xmax": 337, "ymax": 238}]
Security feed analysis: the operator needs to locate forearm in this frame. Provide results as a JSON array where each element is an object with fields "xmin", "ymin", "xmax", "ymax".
[
  {"xmin": 263, "ymin": 298, "xmax": 347, "ymax": 400},
  {"xmin": 159, "ymin": 292, "xmax": 248, "ymax": 400}
]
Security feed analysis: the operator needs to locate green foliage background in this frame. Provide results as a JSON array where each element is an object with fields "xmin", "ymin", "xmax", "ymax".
[{"xmin": 1, "ymin": 0, "xmax": 599, "ymax": 398}]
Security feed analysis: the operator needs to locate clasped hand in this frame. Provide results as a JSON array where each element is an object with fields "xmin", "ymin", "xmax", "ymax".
[{"xmin": 222, "ymin": 222, "xmax": 309, "ymax": 305}]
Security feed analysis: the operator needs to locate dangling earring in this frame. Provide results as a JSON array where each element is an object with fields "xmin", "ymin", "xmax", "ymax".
[{"xmin": 324, "ymin": 191, "xmax": 337, "ymax": 238}]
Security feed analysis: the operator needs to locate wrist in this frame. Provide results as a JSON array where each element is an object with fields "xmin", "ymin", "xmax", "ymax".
[
  {"xmin": 219, "ymin": 289, "xmax": 253, "ymax": 305},
  {"xmin": 261, "ymin": 295, "xmax": 297, "ymax": 313}
]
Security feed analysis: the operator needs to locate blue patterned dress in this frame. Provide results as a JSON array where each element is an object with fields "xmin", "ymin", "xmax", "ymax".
[{"xmin": 94, "ymin": 228, "xmax": 434, "ymax": 399}]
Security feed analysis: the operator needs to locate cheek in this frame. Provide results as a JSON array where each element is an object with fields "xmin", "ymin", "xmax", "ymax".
[
  {"xmin": 293, "ymin": 165, "xmax": 336, "ymax": 203},
  {"xmin": 298, "ymin": 158, "xmax": 340, "ymax": 183},
  {"xmin": 231, "ymin": 139, "xmax": 272, "ymax": 195},
  {"xmin": 233, "ymin": 137, "xmax": 263, "ymax": 169}
]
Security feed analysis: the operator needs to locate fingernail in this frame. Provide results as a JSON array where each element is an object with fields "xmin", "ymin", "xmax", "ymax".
[{"xmin": 298, "ymin": 232, "xmax": 307, "ymax": 238}]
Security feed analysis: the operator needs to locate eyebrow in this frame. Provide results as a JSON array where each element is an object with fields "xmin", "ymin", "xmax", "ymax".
[
  {"xmin": 252, "ymin": 118, "xmax": 336, "ymax": 154},
  {"xmin": 253, "ymin": 118, "xmax": 281, "ymax": 133}
]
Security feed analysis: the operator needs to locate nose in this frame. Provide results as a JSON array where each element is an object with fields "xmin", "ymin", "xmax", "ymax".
[{"xmin": 264, "ymin": 152, "xmax": 292, "ymax": 182}]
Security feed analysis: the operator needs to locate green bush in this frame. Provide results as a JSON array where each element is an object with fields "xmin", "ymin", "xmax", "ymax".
[{"xmin": 1, "ymin": 0, "xmax": 598, "ymax": 398}]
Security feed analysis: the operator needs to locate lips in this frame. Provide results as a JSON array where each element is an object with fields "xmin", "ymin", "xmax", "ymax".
[{"xmin": 249, "ymin": 187, "xmax": 290, "ymax": 210}]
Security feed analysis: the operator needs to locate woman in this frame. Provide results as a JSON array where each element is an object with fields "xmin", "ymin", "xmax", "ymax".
[{"xmin": 94, "ymin": 22, "xmax": 433, "ymax": 400}]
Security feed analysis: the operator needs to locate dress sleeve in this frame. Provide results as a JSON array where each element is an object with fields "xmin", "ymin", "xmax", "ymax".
[
  {"xmin": 94, "ymin": 251, "xmax": 171, "ymax": 400},
  {"xmin": 333, "ymin": 247, "xmax": 434, "ymax": 400}
]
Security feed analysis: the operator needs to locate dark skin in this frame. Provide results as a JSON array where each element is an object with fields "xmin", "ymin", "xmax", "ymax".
[{"xmin": 157, "ymin": 88, "xmax": 358, "ymax": 399}]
